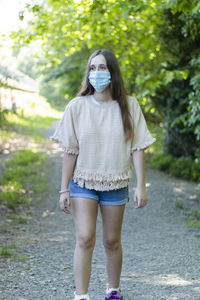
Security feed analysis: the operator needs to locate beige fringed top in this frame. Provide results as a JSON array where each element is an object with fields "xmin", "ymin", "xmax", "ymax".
[{"xmin": 50, "ymin": 95, "xmax": 156, "ymax": 191}]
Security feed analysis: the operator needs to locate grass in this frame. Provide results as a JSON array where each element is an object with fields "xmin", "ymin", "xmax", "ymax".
[
  {"xmin": 175, "ymin": 200, "xmax": 185, "ymax": 209},
  {"xmin": 186, "ymin": 218, "xmax": 200, "ymax": 229},
  {"xmin": 0, "ymin": 149, "xmax": 47, "ymax": 211},
  {"xmin": 191, "ymin": 209, "xmax": 200, "ymax": 221},
  {"xmin": 6, "ymin": 214, "xmax": 28, "ymax": 224},
  {"xmin": 21, "ymin": 266, "xmax": 31, "ymax": 271},
  {"xmin": 0, "ymin": 243, "xmax": 16, "ymax": 258},
  {"xmin": 5, "ymin": 149, "xmax": 46, "ymax": 167},
  {"xmin": 13, "ymin": 254, "xmax": 29, "ymax": 262},
  {"xmin": 175, "ymin": 201, "xmax": 200, "ymax": 228},
  {"xmin": 0, "ymin": 103, "xmax": 59, "ymax": 260},
  {"xmin": 0, "ymin": 112, "xmax": 58, "ymax": 148},
  {"xmin": 0, "ymin": 227, "xmax": 10, "ymax": 234}
]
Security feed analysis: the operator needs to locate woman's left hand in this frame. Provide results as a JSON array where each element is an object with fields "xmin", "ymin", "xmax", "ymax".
[{"xmin": 134, "ymin": 186, "xmax": 148, "ymax": 209}]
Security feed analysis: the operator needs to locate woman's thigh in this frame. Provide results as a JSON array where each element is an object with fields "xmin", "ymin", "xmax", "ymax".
[
  {"xmin": 71, "ymin": 197, "xmax": 98, "ymax": 239},
  {"xmin": 100, "ymin": 204, "xmax": 125, "ymax": 242}
]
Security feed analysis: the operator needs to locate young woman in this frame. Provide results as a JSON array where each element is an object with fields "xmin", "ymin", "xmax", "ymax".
[{"xmin": 50, "ymin": 49, "xmax": 156, "ymax": 300}]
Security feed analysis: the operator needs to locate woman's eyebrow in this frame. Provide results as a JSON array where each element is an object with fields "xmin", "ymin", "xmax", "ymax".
[{"xmin": 90, "ymin": 63, "xmax": 106, "ymax": 67}]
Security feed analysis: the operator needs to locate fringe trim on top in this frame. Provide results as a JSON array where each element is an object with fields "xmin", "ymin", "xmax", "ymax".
[
  {"xmin": 73, "ymin": 178, "xmax": 130, "ymax": 191},
  {"xmin": 132, "ymin": 137, "xmax": 156, "ymax": 151},
  {"xmin": 74, "ymin": 168, "xmax": 131, "ymax": 181},
  {"xmin": 73, "ymin": 168, "xmax": 131, "ymax": 191},
  {"xmin": 50, "ymin": 136, "xmax": 79, "ymax": 155}
]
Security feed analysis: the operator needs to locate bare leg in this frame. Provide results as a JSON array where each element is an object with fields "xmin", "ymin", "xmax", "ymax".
[
  {"xmin": 100, "ymin": 204, "xmax": 125, "ymax": 289},
  {"xmin": 71, "ymin": 197, "xmax": 98, "ymax": 295}
]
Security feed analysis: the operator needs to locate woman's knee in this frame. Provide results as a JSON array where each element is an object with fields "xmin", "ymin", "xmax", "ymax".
[
  {"xmin": 77, "ymin": 233, "xmax": 96, "ymax": 250},
  {"xmin": 103, "ymin": 237, "xmax": 121, "ymax": 251}
]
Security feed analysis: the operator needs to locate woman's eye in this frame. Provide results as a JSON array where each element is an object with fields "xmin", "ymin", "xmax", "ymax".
[
  {"xmin": 90, "ymin": 66, "xmax": 95, "ymax": 71},
  {"xmin": 99, "ymin": 65, "xmax": 106, "ymax": 70}
]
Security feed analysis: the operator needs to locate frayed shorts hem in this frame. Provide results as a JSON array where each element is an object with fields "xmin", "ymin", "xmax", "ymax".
[{"xmin": 70, "ymin": 193, "xmax": 129, "ymax": 206}]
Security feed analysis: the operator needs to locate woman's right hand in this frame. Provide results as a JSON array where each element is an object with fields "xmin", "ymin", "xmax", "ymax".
[{"xmin": 59, "ymin": 191, "xmax": 71, "ymax": 214}]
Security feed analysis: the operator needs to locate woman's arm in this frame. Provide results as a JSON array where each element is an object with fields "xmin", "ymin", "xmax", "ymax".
[
  {"xmin": 60, "ymin": 152, "xmax": 78, "ymax": 214},
  {"xmin": 132, "ymin": 149, "xmax": 148, "ymax": 209},
  {"xmin": 61, "ymin": 152, "xmax": 78, "ymax": 190}
]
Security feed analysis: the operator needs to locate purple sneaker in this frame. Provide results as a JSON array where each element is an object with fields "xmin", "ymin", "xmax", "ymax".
[{"xmin": 105, "ymin": 290, "xmax": 123, "ymax": 300}]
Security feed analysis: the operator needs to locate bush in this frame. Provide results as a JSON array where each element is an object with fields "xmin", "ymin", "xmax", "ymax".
[
  {"xmin": 191, "ymin": 158, "xmax": 200, "ymax": 182},
  {"xmin": 148, "ymin": 153, "xmax": 200, "ymax": 182},
  {"xmin": 170, "ymin": 157, "xmax": 193, "ymax": 179},
  {"xmin": 148, "ymin": 154, "xmax": 175, "ymax": 172}
]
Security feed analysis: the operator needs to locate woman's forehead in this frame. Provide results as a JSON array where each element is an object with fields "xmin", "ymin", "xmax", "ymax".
[{"xmin": 90, "ymin": 54, "xmax": 107, "ymax": 66}]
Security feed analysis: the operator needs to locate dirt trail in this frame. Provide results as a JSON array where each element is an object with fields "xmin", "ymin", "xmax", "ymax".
[{"xmin": 0, "ymin": 121, "xmax": 200, "ymax": 300}]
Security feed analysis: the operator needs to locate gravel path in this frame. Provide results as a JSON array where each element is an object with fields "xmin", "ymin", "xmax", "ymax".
[{"xmin": 0, "ymin": 121, "xmax": 200, "ymax": 300}]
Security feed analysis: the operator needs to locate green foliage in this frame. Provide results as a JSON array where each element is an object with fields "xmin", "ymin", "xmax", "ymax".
[
  {"xmin": 39, "ymin": 81, "xmax": 67, "ymax": 110},
  {"xmin": 11, "ymin": 0, "xmax": 163, "ymax": 102},
  {"xmin": 176, "ymin": 200, "xmax": 200, "ymax": 229},
  {"xmin": 147, "ymin": 122, "xmax": 164, "ymax": 154},
  {"xmin": 186, "ymin": 219, "xmax": 200, "ymax": 229},
  {"xmin": 2, "ymin": 167, "xmax": 34, "ymax": 182},
  {"xmin": 0, "ymin": 192, "xmax": 29, "ymax": 210},
  {"xmin": 0, "ymin": 112, "xmax": 58, "ymax": 146},
  {"xmin": 13, "ymin": 254, "xmax": 29, "ymax": 262},
  {"xmin": 151, "ymin": 77, "xmax": 198, "ymax": 157},
  {"xmin": 0, "ymin": 243, "xmax": 16, "ymax": 257},
  {"xmin": 185, "ymin": 209, "xmax": 200, "ymax": 228},
  {"xmin": 149, "ymin": 153, "xmax": 175, "ymax": 172},
  {"xmin": 147, "ymin": 122, "xmax": 200, "ymax": 181},
  {"xmin": 150, "ymin": 5, "xmax": 200, "ymax": 158},
  {"xmin": 0, "ymin": 227, "xmax": 10, "ymax": 234},
  {"xmin": 170, "ymin": 157, "xmax": 193, "ymax": 179},
  {"xmin": 6, "ymin": 214, "xmax": 27, "ymax": 224},
  {"xmin": 175, "ymin": 200, "xmax": 185, "ymax": 209},
  {"xmin": 8, "ymin": 114, "xmax": 56, "ymax": 138},
  {"xmin": 149, "ymin": 153, "xmax": 200, "ymax": 182},
  {"xmin": 0, "ymin": 149, "xmax": 47, "ymax": 211},
  {"xmin": 5, "ymin": 149, "xmax": 46, "ymax": 167},
  {"xmin": 10, "ymin": 0, "xmax": 200, "ymax": 175},
  {"xmin": 188, "ymin": 73, "xmax": 200, "ymax": 140},
  {"xmin": 0, "ymin": 109, "xmax": 10, "ymax": 127},
  {"xmin": 191, "ymin": 209, "xmax": 200, "ymax": 221}
]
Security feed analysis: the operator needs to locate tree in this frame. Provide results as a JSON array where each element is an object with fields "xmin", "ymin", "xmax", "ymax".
[
  {"xmin": 11, "ymin": 0, "xmax": 200, "ymax": 159},
  {"xmin": 151, "ymin": 2, "xmax": 200, "ymax": 158}
]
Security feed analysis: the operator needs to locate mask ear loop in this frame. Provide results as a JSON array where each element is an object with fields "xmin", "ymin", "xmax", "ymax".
[{"xmin": 87, "ymin": 75, "xmax": 94, "ymax": 93}]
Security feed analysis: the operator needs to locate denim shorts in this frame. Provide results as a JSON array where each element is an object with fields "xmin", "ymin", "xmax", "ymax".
[{"xmin": 69, "ymin": 179, "xmax": 129, "ymax": 206}]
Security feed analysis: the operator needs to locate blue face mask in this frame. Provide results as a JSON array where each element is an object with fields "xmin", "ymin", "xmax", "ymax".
[{"xmin": 88, "ymin": 71, "xmax": 111, "ymax": 92}]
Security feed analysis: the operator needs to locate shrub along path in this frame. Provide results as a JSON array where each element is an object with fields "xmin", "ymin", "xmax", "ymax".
[{"xmin": 0, "ymin": 121, "xmax": 200, "ymax": 300}]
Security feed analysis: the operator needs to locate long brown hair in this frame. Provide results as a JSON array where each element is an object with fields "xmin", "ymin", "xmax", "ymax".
[{"xmin": 77, "ymin": 49, "xmax": 133, "ymax": 142}]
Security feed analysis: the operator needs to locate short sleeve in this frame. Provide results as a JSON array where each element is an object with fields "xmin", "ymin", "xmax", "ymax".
[
  {"xmin": 131, "ymin": 97, "xmax": 156, "ymax": 152},
  {"xmin": 49, "ymin": 103, "xmax": 79, "ymax": 154}
]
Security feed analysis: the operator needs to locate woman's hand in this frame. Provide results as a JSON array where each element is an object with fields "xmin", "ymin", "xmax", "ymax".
[
  {"xmin": 59, "ymin": 191, "xmax": 71, "ymax": 214},
  {"xmin": 134, "ymin": 186, "xmax": 148, "ymax": 209}
]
